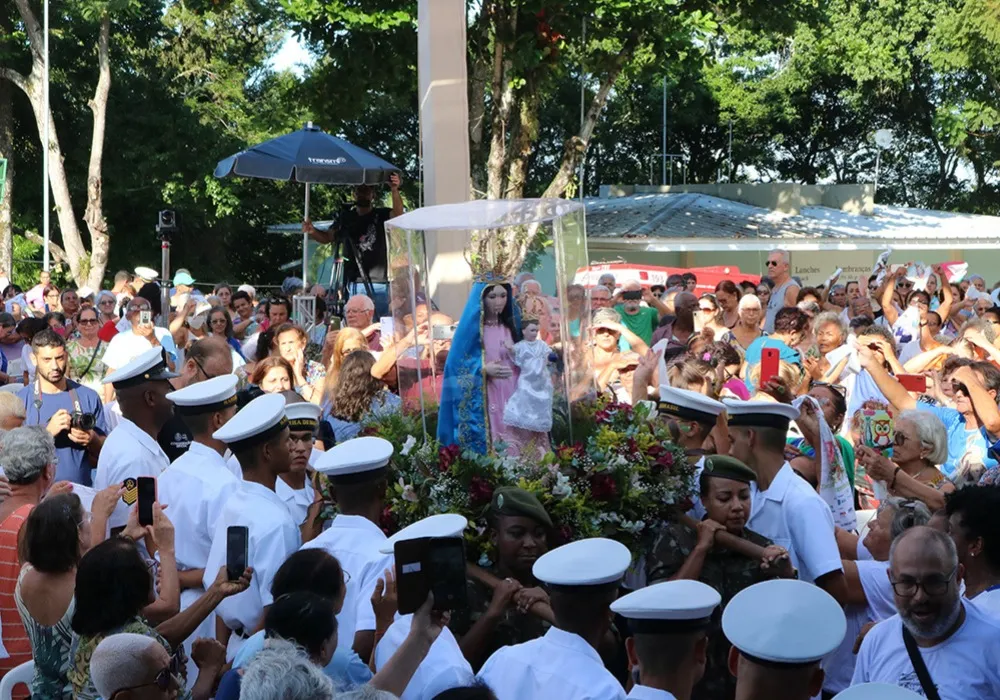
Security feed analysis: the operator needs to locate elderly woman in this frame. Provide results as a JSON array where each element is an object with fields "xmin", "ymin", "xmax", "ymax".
[
  {"xmin": 96, "ymin": 291, "xmax": 118, "ymax": 325},
  {"xmin": 856, "ymin": 409, "xmax": 955, "ymax": 511},
  {"xmin": 805, "ymin": 311, "xmax": 848, "ymax": 381},
  {"xmin": 724, "ymin": 294, "xmax": 764, "ymax": 350},
  {"xmin": 824, "ymin": 497, "xmax": 932, "ymax": 697},
  {"xmin": 0, "ymin": 427, "xmax": 61, "ymax": 681}
]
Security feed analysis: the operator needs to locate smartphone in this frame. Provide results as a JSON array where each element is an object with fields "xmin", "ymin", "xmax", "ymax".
[
  {"xmin": 137, "ymin": 476, "xmax": 156, "ymax": 527},
  {"xmin": 760, "ymin": 347, "xmax": 780, "ymax": 386},
  {"xmin": 395, "ymin": 536, "xmax": 468, "ymax": 614},
  {"xmin": 226, "ymin": 525, "xmax": 249, "ymax": 581},
  {"xmin": 139, "ymin": 310, "xmax": 152, "ymax": 326},
  {"xmin": 329, "ymin": 316, "xmax": 341, "ymax": 331},
  {"xmin": 897, "ymin": 374, "xmax": 928, "ymax": 393}
]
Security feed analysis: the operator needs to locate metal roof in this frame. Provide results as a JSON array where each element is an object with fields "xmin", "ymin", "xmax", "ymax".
[{"xmin": 585, "ymin": 193, "xmax": 1000, "ymax": 251}]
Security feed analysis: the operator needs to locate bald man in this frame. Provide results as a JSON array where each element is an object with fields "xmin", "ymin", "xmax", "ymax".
[{"xmin": 91, "ymin": 633, "xmax": 181, "ymax": 700}]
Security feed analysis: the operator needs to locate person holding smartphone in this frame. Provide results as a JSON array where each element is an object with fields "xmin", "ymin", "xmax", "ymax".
[{"xmin": 101, "ymin": 296, "xmax": 179, "ymax": 402}]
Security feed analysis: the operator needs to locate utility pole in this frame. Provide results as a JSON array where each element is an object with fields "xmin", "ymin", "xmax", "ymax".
[{"xmin": 661, "ymin": 77, "xmax": 667, "ymax": 185}]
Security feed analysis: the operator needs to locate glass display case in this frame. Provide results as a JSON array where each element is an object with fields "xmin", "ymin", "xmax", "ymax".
[{"xmin": 384, "ymin": 199, "xmax": 591, "ymax": 454}]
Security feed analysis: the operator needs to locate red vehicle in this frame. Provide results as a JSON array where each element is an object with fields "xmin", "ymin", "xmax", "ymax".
[{"xmin": 574, "ymin": 263, "xmax": 761, "ymax": 296}]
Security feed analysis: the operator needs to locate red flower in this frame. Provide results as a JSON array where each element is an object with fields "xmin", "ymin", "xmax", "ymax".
[
  {"xmin": 590, "ymin": 473, "xmax": 617, "ymax": 501},
  {"xmin": 360, "ymin": 426, "xmax": 378, "ymax": 437},
  {"xmin": 379, "ymin": 505, "xmax": 397, "ymax": 536},
  {"xmin": 646, "ymin": 442, "xmax": 664, "ymax": 458},
  {"xmin": 469, "ymin": 477, "xmax": 494, "ymax": 506},
  {"xmin": 438, "ymin": 444, "xmax": 461, "ymax": 472}
]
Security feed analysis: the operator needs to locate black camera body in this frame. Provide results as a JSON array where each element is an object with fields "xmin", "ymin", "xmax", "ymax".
[
  {"xmin": 156, "ymin": 210, "xmax": 179, "ymax": 240},
  {"xmin": 71, "ymin": 412, "xmax": 96, "ymax": 432}
]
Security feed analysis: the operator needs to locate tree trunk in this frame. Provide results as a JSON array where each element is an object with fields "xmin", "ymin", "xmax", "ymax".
[
  {"xmin": 485, "ymin": 6, "xmax": 516, "ymax": 200},
  {"xmin": 0, "ymin": 69, "xmax": 13, "ymax": 279},
  {"xmin": 542, "ymin": 47, "xmax": 633, "ymax": 200},
  {"xmin": 83, "ymin": 15, "xmax": 111, "ymax": 289},
  {"xmin": 505, "ymin": 85, "xmax": 540, "ymax": 199}
]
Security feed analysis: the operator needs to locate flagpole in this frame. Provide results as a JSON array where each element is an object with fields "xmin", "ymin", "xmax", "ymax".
[{"xmin": 42, "ymin": 0, "xmax": 50, "ymax": 272}]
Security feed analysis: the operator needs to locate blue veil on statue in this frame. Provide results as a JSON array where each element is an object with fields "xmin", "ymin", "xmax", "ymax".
[{"xmin": 437, "ymin": 272, "xmax": 521, "ymax": 454}]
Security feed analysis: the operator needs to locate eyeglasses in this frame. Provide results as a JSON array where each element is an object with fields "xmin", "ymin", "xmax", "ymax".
[
  {"xmin": 109, "ymin": 667, "xmax": 173, "ymax": 698},
  {"xmin": 78, "ymin": 318, "xmax": 99, "ymax": 326},
  {"xmin": 192, "ymin": 355, "xmax": 216, "ymax": 380},
  {"xmin": 809, "ymin": 380, "xmax": 847, "ymax": 399},
  {"xmin": 894, "ymin": 432, "xmax": 908, "ymax": 446},
  {"xmin": 99, "ymin": 299, "xmax": 115, "ymax": 306},
  {"xmin": 890, "ymin": 567, "xmax": 957, "ymax": 597},
  {"xmin": 210, "ymin": 317, "xmax": 228, "ymax": 325},
  {"xmin": 765, "ymin": 260, "xmax": 779, "ymax": 267}
]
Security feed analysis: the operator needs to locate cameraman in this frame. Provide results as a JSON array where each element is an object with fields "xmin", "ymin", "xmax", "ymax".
[
  {"xmin": 303, "ymin": 173, "xmax": 404, "ymax": 318},
  {"xmin": 16, "ymin": 329, "xmax": 107, "ymax": 485}
]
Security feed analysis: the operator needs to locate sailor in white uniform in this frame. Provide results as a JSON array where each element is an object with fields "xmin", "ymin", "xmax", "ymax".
[
  {"xmin": 302, "ymin": 435, "xmax": 395, "ymax": 660},
  {"xmin": 94, "ymin": 347, "xmax": 176, "ymax": 532},
  {"xmin": 158, "ymin": 374, "xmax": 241, "ymax": 685},
  {"xmin": 202, "ymin": 393, "xmax": 301, "ymax": 659},
  {"xmin": 723, "ymin": 579, "xmax": 846, "ymax": 700},
  {"xmin": 372, "ymin": 514, "xmax": 475, "ymax": 700},
  {"xmin": 611, "ymin": 579, "xmax": 722, "ymax": 700},
  {"xmin": 276, "ymin": 396, "xmax": 320, "ymax": 529},
  {"xmin": 476, "ymin": 537, "xmax": 631, "ymax": 700},
  {"xmin": 833, "ymin": 684, "xmax": 924, "ymax": 699}
]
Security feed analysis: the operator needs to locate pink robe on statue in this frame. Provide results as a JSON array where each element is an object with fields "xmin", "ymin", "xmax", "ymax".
[{"xmin": 483, "ymin": 324, "xmax": 519, "ymax": 448}]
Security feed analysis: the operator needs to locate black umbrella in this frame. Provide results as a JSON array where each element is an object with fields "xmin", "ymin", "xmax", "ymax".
[{"xmin": 214, "ymin": 122, "xmax": 400, "ymax": 284}]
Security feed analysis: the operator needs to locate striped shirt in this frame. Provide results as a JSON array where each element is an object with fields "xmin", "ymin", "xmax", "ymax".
[{"xmin": 0, "ymin": 504, "xmax": 35, "ymax": 699}]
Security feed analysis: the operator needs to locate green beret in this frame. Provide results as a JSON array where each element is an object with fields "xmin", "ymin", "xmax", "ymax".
[
  {"xmin": 702, "ymin": 455, "xmax": 756, "ymax": 484},
  {"xmin": 491, "ymin": 487, "xmax": 552, "ymax": 528}
]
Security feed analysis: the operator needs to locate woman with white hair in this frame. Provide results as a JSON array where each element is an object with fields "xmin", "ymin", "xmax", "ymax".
[
  {"xmin": 723, "ymin": 294, "xmax": 764, "ymax": 350},
  {"xmin": 96, "ymin": 291, "xmax": 118, "ymax": 326},
  {"xmin": 856, "ymin": 409, "xmax": 955, "ymax": 511}
]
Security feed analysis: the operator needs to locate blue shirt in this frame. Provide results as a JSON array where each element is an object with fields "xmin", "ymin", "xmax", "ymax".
[
  {"xmin": 229, "ymin": 630, "xmax": 372, "ymax": 692},
  {"xmin": 18, "ymin": 380, "xmax": 108, "ymax": 485},
  {"xmin": 919, "ymin": 404, "xmax": 997, "ymax": 479}
]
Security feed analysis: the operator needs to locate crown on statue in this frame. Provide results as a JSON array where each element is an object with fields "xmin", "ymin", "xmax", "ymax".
[{"xmin": 472, "ymin": 270, "xmax": 512, "ymax": 285}]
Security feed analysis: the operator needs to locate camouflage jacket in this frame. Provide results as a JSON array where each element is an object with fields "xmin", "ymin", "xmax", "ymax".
[
  {"xmin": 447, "ymin": 567, "xmax": 550, "ymax": 671},
  {"xmin": 645, "ymin": 521, "xmax": 778, "ymax": 700}
]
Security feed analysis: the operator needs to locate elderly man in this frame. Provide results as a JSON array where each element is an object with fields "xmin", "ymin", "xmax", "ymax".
[
  {"xmin": 589, "ymin": 285, "xmax": 613, "ymax": 312},
  {"xmin": 0, "ymin": 393, "xmax": 25, "ymax": 430},
  {"xmin": 763, "ymin": 249, "xmax": 800, "ymax": 333},
  {"xmin": 101, "ymin": 295, "xmax": 179, "ymax": 387},
  {"xmin": 613, "ymin": 280, "xmax": 667, "ymax": 348},
  {"xmin": 343, "ymin": 294, "xmax": 382, "ymax": 351},
  {"xmin": 852, "ymin": 526, "xmax": 1000, "ymax": 697}
]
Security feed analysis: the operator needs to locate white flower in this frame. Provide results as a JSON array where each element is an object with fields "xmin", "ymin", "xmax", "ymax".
[
  {"xmin": 400, "ymin": 435, "xmax": 417, "ymax": 456},
  {"xmin": 402, "ymin": 484, "xmax": 419, "ymax": 503},
  {"xmin": 552, "ymin": 472, "xmax": 573, "ymax": 499}
]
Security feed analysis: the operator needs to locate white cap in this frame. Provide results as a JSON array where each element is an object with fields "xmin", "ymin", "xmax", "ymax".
[
  {"xmin": 378, "ymin": 513, "xmax": 467, "ymax": 554},
  {"xmin": 658, "ymin": 385, "xmax": 726, "ymax": 424},
  {"xmin": 722, "ymin": 579, "xmax": 846, "ymax": 665},
  {"xmin": 285, "ymin": 402, "xmax": 321, "ymax": 430},
  {"xmin": 315, "ymin": 436, "xmax": 393, "ymax": 478},
  {"xmin": 134, "ymin": 266, "xmax": 159, "ymax": 281},
  {"xmin": 166, "ymin": 375, "xmax": 238, "ymax": 415},
  {"xmin": 213, "ymin": 393, "xmax": 287, "ymax": 451},
  {"xmin": 238, "ymin": 284, "xmax": 256, "ymax": 299},
  {"xmin": 102, "ymin": 347, "xmax": 178, "ymax": 388},
  {"xmin": 722, "ymin": 399, "xmax": 800, "ymax": 429},
  {"xmin": 193, "ymin": 300, "xmax": 213, "ymax": 316},
  {"xmin": 532, "ymin": 537, "xmax": 631, "ymax": 587},
  {"xmin": 76, "ymin": 286, "xmax": 95, "ymax": 299},
  {"xmin": 833, "ymin": 684, "xmax": 924, "ymax": 700},
  {"xmin": 611, "ymin": 580, "xmax": 721, "ymax": 632}
]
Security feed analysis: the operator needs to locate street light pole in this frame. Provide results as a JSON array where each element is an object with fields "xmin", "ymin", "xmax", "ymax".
[{"xmin": 42, "ymin": 0, "xmax": 50, "ymax": 272}]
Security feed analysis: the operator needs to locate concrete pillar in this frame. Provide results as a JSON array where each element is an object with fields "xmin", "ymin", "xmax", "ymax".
[{"xmin": 418, "ymin": 0, "xmax": 472, "ymax": 319}]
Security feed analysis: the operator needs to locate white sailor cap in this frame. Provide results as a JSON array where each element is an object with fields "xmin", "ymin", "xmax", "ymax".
[
  {"xmin": 212, "ymin": 393, "xmax": 287, "ymax": 452},
  {"xmin": 76, "ymin": 286, "xmax": 95, "ymax": 299},
  {"xmin": 378, "ymin": 513, "xmax": 468, "ymax": 554},
  {"xmin": 102, "ymin": 347, "xmax": 178, "ymax": 389},
  {"xmin": 285, "ymin": 402, "xmax": 321, "ymax": 431},
  {"xmin": 166, "ymin": 375, "xmax": 238, "ymax": 415},
  {"xmin": 833, "ymin": 684, "xmax": 924, "ymax": 700},
  {"xmin": 722, "ymin": 579, "xmax": 846, "ymax": 666},
  {"xmin": 658, "ymin": 385, "xmax": 726, "ymax": 424},
  {"xmin": 134, "ymin": 266, "xmax": 159, "ymax": 281},
  {"xmin": 314, "ymin": 436, "xmax": 393, "ymax": 480},
  {"xmin": 722, "ymin": 399, "xmax": 800, "ymax": 430},
  {"xmin": 611, "ymin": 580, "xmax": 721, "ymax": 633},
  {"xmin": 532, "ymin": 537, "xmax": 631, "ymax": 588}
]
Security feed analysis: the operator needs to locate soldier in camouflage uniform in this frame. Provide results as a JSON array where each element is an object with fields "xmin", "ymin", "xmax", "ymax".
[
  {"xmin": 449, "ymin": 487, "xmax": 552, "ymax": 670},
  {"xmin": 646, "ymin": 455, "xmax": 796, "ymax": 700}
]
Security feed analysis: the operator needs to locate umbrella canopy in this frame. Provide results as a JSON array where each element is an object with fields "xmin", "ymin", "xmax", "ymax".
[{"xmin": 213, "ymin": 122, "xmax": 400, "ymax": 186}]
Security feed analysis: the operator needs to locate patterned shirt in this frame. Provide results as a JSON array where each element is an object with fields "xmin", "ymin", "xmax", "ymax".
[
  {"xmin": 645, "ymin": 520, "xmax": 778, "ymax": 700},
  {"xmin": 0, "ymin": 505, "xmax": 33, "ymax": 699},
  {"xmin": 65, "ymin": 339, "xmax": 108, "ymax": 395}
]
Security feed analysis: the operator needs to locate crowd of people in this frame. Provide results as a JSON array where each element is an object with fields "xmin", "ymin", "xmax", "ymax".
[{"xmin": 0, "ymin": 232, "xmax": 995, "ymax": 700}]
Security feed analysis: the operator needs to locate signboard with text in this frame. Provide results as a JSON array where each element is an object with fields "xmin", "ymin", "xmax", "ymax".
[{"xmin": 790, "ymin": 251, "xmax": 877, "ymax": 288}]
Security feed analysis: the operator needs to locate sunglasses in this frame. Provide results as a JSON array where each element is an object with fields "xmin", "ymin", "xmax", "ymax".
[
  {"xmin": 765, "ymin": 260, "xmax": 780, "ymax": 267},
  {"xmin": 897, "ymin": 282, "xmax": 913, "ymax": 288},
  {"xmin": 110, "ymin": 667, "xmax": 172, "ymax": 698},
  {"xmin": 809, "ymin": 380, "xmax": 847, "ymax": 398},
  {"xmin": 78, "ymin": 318, "xmax": 99, "ymax": 326},
  {"xmin": 99, "ymin": 299, "xmax": 115, "ymax": 305},
  {"xmin": 894, "ymin": 432, "xmax": 908, "ymax": 446}
]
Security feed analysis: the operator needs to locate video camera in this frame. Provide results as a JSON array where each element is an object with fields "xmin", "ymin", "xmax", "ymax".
[{"xmin": 156, "ymin": 210, "xmax": 179, "ymax": 240}]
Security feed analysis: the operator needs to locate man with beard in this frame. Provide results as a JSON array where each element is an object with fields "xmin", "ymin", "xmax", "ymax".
[
  {"xmin": 18, "ymin": 329, "xmax": 108, "ymax": 484},
  {"xmin": 852, "ymin": 526, "xmax": 1000, "ymax": 698},
  {"xmin": 304, "ymin": 175, "xmax": 404, "ymax": 317}
]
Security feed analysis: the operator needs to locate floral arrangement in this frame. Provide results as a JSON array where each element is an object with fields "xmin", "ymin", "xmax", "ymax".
[{"xmin": 363, "ymin": 394, "xmax": 695, "ymax": 564}]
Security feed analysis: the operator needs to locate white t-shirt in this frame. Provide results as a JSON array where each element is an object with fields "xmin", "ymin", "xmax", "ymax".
[
  {"xmin": 102, "ymin": 327, "xmax": 178, "ymax": 371},
  {"xmin": 970, "ymin": 588, "xmax": 1000, "ymax": 620},
  {"xmin": 852, "ymin": 601, "xmax": 1000, "ymax": 698}
]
